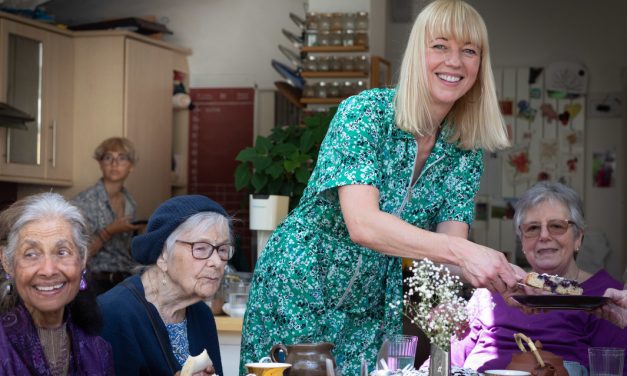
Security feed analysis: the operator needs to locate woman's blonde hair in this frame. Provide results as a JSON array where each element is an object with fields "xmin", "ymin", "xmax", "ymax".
[{"xmin": 394, "ymin": 0, "xmax": 509, "ymax": 151}]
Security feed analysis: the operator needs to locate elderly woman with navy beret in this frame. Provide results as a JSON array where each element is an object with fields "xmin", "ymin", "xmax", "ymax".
[{"xmin": 98, "ymin": 195, "xmax": 230, "ymax": 375}]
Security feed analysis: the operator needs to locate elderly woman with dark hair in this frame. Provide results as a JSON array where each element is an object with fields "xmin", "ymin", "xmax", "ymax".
[
  {"xmin": 98, "ymin": 195, "xmax": 228, "ymax": 375},
  {"xmin": 0, "ymin": 192, "xmax": 114, "ymax": 375},
  {"xmin": 451, "ymin": 181, "xmax": 627, "ymax": 372}
]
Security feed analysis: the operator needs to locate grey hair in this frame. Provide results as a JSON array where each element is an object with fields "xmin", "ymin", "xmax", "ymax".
[
  {"xmin": 162, "ymin": 212, "xmax": 232, "ymax": 260},
  {"xmin": 0, "ymin": 192, "xmax": 90, "ymax": 312},
  {"xmin": 514, "ymin": 181, "xmax": 585, "ymax": 238}
]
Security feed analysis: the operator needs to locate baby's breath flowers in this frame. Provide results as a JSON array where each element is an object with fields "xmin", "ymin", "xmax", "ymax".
[{"xmin": 390, "ymin": 259, "xmax": 471, "ymax": 352}]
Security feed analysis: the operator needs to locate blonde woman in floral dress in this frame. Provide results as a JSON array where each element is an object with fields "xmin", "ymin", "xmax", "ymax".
[{"xmin": 240, "ymin": 0, "xmax": 523, "ymax": 373}]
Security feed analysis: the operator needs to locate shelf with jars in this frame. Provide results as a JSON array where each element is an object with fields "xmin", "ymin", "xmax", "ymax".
[{"xmin": 299, "ymin": 11, "xmax": 371, "ymax": 106}]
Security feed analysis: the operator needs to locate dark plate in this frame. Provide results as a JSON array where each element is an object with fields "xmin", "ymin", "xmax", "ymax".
[
  {"xmin": 512, "ymin": 295, "xmax": 609, "ymax": 310},
  {"xmin": 271, "ymin": 59, "xmax": 305, "ymax": 90},
  {"xmin": 278, "ymin": 44, "xmax": 302, "ymax": 68}
]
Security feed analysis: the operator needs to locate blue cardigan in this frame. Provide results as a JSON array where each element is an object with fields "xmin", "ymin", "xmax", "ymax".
[{"xmin": 98, "ymin": 275, "xmax": 223, "ymax": 376}]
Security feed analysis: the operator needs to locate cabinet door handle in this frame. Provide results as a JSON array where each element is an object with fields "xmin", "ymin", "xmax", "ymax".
[{"xmin": 49, "ymin": 120, "xmax": 57, "ymax": 168}]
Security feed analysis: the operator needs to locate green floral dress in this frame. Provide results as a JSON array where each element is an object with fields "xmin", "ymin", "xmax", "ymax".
[{"xmin": 239, "ymin": 88, "xmax": 483, "ymax": 375}]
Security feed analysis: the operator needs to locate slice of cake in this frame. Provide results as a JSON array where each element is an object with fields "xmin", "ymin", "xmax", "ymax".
[{"xmin": 524, "ymin": 272, "xmax": 583, "ymax": 295}]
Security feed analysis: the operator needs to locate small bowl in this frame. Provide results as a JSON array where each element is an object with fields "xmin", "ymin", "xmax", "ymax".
[
  {"xmin": 222, "ymin": 302, "xmax": 246, "ymax": 317},
  {"xmin": 485, "ymin": 370, "xmax": 531, "ymax": 376}
]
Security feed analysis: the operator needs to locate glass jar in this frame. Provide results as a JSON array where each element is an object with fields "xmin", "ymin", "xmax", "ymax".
[
  {"xmin": 306, "ymin": 12, "xmax": 319, "ymax": 30},
  {"xmin": 343, "ymin": 13, "xmax": 356, "ymax": 31},
  {"xmin": 319, "ymin": 13, "xmax": 332, "ymax": 31},
  {"xmin": 329, "ymin": 81, "xmax": 341, "ymax": 98},
  {"xmin": 316, "ymin": 81, "xmax": 328, "ymax": 98},
  {"xmin": 355, "ymin": 11, "xmax": 369, "ymax": 31},
  {"xmin": 303, "ymin": 83, "xmax": 316, "ymax": 98},
  {"xmin": 304, "ymin": 55, "xmax": 318, "ymax": 71},
  {"xmin": 340, "ymin": 81, "xmax": 354, "ymax": 97},
  {"xmin": 330, "ymin": 13, "xmax": 344, "ymax": 31},
  {"xmin": 342, "ymin": 30, "xmax": 355, "ymax": 47},
  {"xmin": 305, "ymin": 30, "xmax": 318, "ymax": 47},
  {"xmin": 355, "ymin": 55, "xmax": 369, "ymax": 73},
  {"xmin": 354, "ymin": 31, "xmax": 369, "ymax": 47},
  {"xmin": 329, "ymin": 56, "xmax": 342, "ymax": 71},
  {"xmin": 318, "ymin": 30, "xmax": 331, "ymax": 46},
  {"xmin": 355, "ymin": 80, "xmax": 367, "ymax": 94},
  {"xmin": 317, "ymin": 56, "xmax": 330, "ymax": 72},
  {"xmin": 341, "ymin": 56, "xmax": 355, "ymax": 71},
  {"xmin": 330, "ymin": 30, "xmax": 343, "ymax": 46}
]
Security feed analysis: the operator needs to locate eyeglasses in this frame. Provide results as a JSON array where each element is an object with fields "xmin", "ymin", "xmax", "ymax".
[
  {"xmin": 100, "ymin": 154, "xmax": 131, "ymax": 165},
  {"xmin": 519, "ymin": 219, "xmax": 576, "ymax": 238},
  {"xmin": 175, "ymin": 240, "xmax": 234, "ymax": 261}
]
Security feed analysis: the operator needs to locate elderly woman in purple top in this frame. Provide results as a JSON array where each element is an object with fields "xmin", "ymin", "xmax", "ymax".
[
  {"xmin": 451, "ymin": 181, "xmax": 627, "ymax": 373},
  {"xmin": 0, "ymin": 193, "xmax": 114, "ymax": 375}
]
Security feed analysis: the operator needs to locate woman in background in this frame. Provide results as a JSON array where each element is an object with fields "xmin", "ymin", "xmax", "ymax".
[
  {"xmin": 98, "ymin": 195, "xmax": 227, "ymax": 375},
  {"xmin": 452, "ymin": 181, "xmax": 627, "ymax": 372},
  {"xmin": 72, "ymin": 136, "xmax": 142, "ymax": 295},
  {"xmin": 0, "ymin": 193, "xmax": 114, "ymax": 375},
  {"xmin": 240, "ymin": 0, "xmax": 522, "ymax": 373}
]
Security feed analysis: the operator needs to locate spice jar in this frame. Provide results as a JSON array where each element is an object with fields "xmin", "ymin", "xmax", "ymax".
[
  {"xmin": 304, "ymin": 55, "xmax": 318, "ymax": 71},
  {"xmin": 355, "ymin": 11, "xmax": 369, "ymax": 31},
  {"xmin": 306, "ymin": 12, "xmax": 319, "ymax": 30},
  {"xmin": 305, "ymin": 30, "xmax": 319, "ymax": 47},
  {"xmin": 329, "ymin": 56, "xmax": 342, "ymax": 72},
  {"xmin": 303, "ymin": 83, "xmax": 316, "ymax": 98},
  {"xmin": 343, "ymin": 13, "xmax": 356, "ymax": 31},
  {"xmin": 342, "ymin": 30, "xmax": 355, "ymax": 47},
  {"xmin": 319, "ymin": 13, "xmax": 332, "ymax": 31},
  {"xmin": 330, "ymin": 13, "xmax": 344, "ymax": 31},
  {"xmin": 318, "ymin": 30, "xmax": 331, "ymax": 46},
  {"xmin": 317, "ymin": 56, "xmax": 330, "ymax": 72},
  {"xmin": 355, "ymin": 55, "xmax": 369, "ymax": 73},
  {"xmin": 355, "ymin": 80, "xmax": 367, "ymax": 94},
  {"xmin": 330, "ymin": 30, "xmax": 343, "ymax": 46},
  {"xmin": 329, "ymin": 81, "xmax": 341, "ymax": 98},
  {"xmin": 340, "ymin": 81, "xmax": 354, "ymax": 97},
  {"xmin": 354, "ymin": 31, "xmax": 369, "ymax": 47},
  {"xmin": 341, "ymin": 56, "xmax": 355, "ymax": 71},
  {"xmin": 316, "ymin": 81, "xmax": 328, "ymax": 98}
]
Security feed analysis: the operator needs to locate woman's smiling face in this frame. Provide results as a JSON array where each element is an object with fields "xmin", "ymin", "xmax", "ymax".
[
  {"xmin": 11, "ymin": 217, "xmax": 83, "ymax": 327},
  {"xmin": 521, "ymin": 200, "xmax": 582, "ymax": 276}
]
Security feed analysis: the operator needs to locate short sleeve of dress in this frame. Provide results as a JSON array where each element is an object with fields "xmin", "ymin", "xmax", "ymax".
[
  {"xmin": 313, "ymin": 90, "xmax": 390, "ymax": 195},
  {"xmin": 435, "ymin": 148, "xmax": 483, "ymax": 225}
]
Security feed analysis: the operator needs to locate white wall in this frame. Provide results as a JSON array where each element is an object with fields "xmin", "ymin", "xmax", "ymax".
[
  {"xmin": 386, "ymin": 0, "xmax": 627, "ymax": 279},
  {"xmin": 46, "ymin": 0, "xmax": 306, "ymax": 89}
]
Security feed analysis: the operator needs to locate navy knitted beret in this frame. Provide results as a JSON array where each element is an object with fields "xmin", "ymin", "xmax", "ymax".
[{"xmin": 132, "ymin": 195, "xmax": 229, "ymax": 265}]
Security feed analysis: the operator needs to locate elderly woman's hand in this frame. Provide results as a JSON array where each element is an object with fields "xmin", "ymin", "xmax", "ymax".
[{"xmin": 173, "ymin": 365, "xmax": 216, "ymax": 376}]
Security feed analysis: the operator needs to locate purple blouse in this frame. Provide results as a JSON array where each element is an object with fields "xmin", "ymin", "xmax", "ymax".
[
  {"xmin": 0, "ymin": 303, "xmax": 114, "ymax": 375},
  {"xmin": 451, "ymin": 270, "xmax": 627, "ymax": 374}
]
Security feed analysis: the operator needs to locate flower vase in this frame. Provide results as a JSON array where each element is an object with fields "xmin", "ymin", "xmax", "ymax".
[{"xmin": 429, "ymin": 344, "xmax": 451, "ymax": 376}]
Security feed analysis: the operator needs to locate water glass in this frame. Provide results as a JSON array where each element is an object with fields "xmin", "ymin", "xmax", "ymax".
[
  {"xmin": 376, "ymin": 334, "xmax": 418, "ymax": 371},
  {"xmin": 588, "ymin": 347, "xmax": 624, "ymax": 376}
]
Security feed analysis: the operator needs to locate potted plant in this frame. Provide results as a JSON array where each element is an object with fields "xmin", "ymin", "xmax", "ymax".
[{"xmin": 234, "ymin": 109, "xmax": 336, "ymax": 230}]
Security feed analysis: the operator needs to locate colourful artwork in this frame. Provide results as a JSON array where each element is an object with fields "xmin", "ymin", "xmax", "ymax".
[
  {"xmin": 592, "ymin": 151, "xmax": 616, "ymax": 188},
  {"xmin": 508, "ymin": 150, "xmax": 530, "ymax": 173},
  {"xmin": 540, "ymin": 103, "xmax": 558, "ymax": 123},
  {"xmin": 517, "ymin": 100, "xmax": 537, "ymax": 122}
]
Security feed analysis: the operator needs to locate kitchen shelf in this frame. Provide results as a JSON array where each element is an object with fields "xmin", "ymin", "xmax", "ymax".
[
  {"xmin": 301, "ymin": 71, "xmax": 368, "ymax": 78},
  {"xmin": 301, "ymin": 45, "xmax": 368, "ymax": 53},
  {"xmin": 300, "ymin": 97, "xmax": 344, "ymax": 105}
]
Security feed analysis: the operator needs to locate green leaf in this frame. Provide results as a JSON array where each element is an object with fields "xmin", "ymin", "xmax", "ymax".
[
  {"xmin": 234, "ymin": 163, "xmax": 252, "ymax": 191},
  {"xmin": 235, "ymin": 147, "xmax": 256, "ymax": 162},
  {"xmin": 266, "ymin": 162, "xmax": 284, "ymax": 179},
  {"xmin": 251, "ymin": 156, "xmax": 272, "ymax": 170},
  {"xmin": 272, "ymin": 143, "xmax": 299, "ymax": 157},
  {"xmin": 295, "ymin": 166, "xmax": 310, "ymax": 183},
  {"xmin": 284, "ymin": 159, "xmax": 301, "ymax": 173},
  {"xmin": 255, "ymin": 136, "xmax": 272, "ymax": 154},
  {"xmin": 300, "ymin": 130, "xmax": 315, "ymax": 152},
  {"xmin": 251, "ymin": 174, "xmax": 268, "ymax": 193}
]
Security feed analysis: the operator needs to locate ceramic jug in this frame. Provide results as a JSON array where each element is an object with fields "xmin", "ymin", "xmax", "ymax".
[
  {"xmin": 270, "ymin": 342, "xmax": 336, "ymax": 376},
  {"xmin": 507, "ymin": 333, "xmax": 568, "ymax": 376}
]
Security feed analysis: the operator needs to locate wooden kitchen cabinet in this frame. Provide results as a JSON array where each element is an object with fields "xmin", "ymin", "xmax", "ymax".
[
  {"xmin": 0, "ymin": 15, "xmax": 74, "ymax": 185},
  {"xmin": 63, "ymin": 31, "xmax": 191, "ymax": 218}
]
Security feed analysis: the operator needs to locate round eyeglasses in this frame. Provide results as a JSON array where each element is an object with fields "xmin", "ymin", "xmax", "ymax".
[
  {"xmin": 175, "ymin": 240, "xmax": 234, "ymax": 261},
  {"xmin": 519, "ymin": 219, "xmax": 575, "ymax": 238},
  {"xmin": 100, "ymin": 153, "xmax": 131, "ymax": 165}
]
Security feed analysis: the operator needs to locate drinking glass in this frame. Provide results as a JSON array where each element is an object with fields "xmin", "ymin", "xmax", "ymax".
[
  {"xmin": 588, "ymin": 347, "xmax": 624, "ymax": 376},
  {"xmin": 376, "ymin": 334, "xmax": 418, "ymax": 371}
]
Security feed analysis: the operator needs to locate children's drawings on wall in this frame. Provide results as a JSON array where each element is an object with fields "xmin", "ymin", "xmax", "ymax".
[
  {"xmin": 587, "ymin": 92, "xmax": 624, "ymax": 118},
  {"xmin": 592, "ymin": 150, "xmax": 616, "ymax": 188},
  {"xmin": 493, "ymin": 66, "xmax": 586, "ymax": 198}
]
